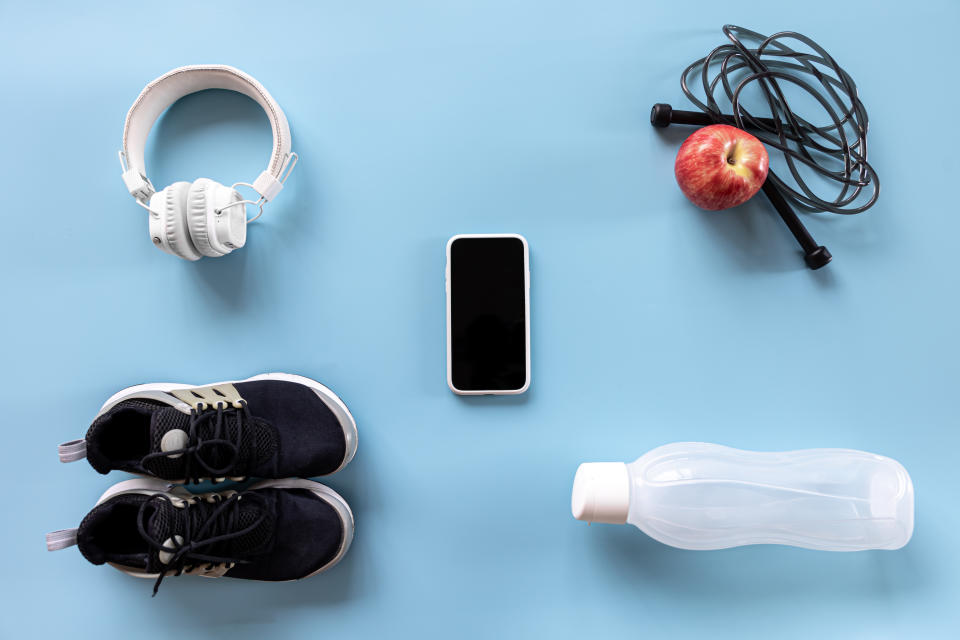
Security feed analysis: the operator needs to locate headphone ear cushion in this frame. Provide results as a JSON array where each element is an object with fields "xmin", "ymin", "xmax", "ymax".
[
  {"xmin": 147, "ymin": 181, "xmax": 201, "ymax": 261},
  {"xmin": 163, "ymin": 181, "xmax": 201, "ymax": 261},
  {"xmin": 187, "ymin": 178, "xmax": 245, "ymax": 257}
]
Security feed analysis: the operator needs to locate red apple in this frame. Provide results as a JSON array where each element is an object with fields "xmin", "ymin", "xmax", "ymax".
[{"xmin": 674, "ymin": 124, "xmax": 769, "ymax": 210}]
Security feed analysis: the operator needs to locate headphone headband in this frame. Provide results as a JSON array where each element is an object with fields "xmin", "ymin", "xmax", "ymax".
[{"xmin": 120, "ymin": 65, "xmax": 293, "ymax": 204}]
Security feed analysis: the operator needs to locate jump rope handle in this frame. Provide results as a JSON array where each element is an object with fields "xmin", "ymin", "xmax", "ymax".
[{"xmin": 651, "ymin": 103, "xmax": 831, "ymax": 270}]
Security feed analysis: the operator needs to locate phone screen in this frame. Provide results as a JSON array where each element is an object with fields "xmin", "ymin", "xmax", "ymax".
[{"xmin": 448, "ymin": 236, "xmax": 528, "ymax": 393}]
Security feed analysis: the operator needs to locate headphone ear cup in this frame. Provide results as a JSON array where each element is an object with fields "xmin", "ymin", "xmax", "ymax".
[
  {"xmin": 186, "ymin": 178, "xmax": 246, "ymax": 257},
  {"xmin": 148, "ymin": 181, "xmax": 201, "ymax": 261}
]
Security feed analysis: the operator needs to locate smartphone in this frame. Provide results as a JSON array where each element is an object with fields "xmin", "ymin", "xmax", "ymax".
[{"xmin": 446, "ymin": 233, "xmax": 530, "ymax": 395}]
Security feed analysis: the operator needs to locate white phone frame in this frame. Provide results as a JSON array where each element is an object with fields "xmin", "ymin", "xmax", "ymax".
[{"xmin": 446, "ymin": 233, "xmax": 531, "ymax": 395}]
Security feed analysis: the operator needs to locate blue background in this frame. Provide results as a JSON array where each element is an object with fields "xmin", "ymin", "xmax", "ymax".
[{"xmin": 1, "ymin": 1, "xmax": 957, "ymax": 637}]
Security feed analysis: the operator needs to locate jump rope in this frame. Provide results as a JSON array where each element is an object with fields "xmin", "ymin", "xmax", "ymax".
[{"xmin": 652, "ymin": 25, "xmax": 879, "ymax": 269}]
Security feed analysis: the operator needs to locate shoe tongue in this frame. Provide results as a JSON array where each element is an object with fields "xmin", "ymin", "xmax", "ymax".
[
  {"xmin": 150, "ymin": 407, "xmax": 192, "ymax": 442},
  {"xmin": 143, "ymin": 499, "xmax": 185, "ymax": 570},
  {"xmin": 143, "ymin": 407, "xmax": 274, "ymax": 481},
  {"xmin": 143, "ymin": 495, "xmax": 273, "ymax": 573},
  {"xmin": 144, "ymin": 408, "xmax": 193, "ymax": 478}
]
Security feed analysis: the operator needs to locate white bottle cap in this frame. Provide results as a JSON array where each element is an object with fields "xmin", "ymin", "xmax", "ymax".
[{"xmin": 571, "ymin": 462, "xmax": 630, "ymax": 524}]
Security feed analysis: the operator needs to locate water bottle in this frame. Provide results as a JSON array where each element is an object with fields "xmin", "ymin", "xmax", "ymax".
[{"xmin": 571, "ymin": 442, "xmax": 914, "ymax": 551}]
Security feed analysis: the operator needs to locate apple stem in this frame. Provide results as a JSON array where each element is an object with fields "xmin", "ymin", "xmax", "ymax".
[{"xmin": 652, "ymin": 102, "xmax": 832, "ymax": 270}]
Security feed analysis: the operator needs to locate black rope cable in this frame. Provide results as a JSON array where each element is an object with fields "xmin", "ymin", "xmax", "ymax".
[{"xmin": 679, "ymin": 25, "xmax": 879, "ymax": 215}]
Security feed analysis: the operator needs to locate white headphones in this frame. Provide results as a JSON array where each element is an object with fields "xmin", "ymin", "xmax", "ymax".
[{"xmin": 120, "ymin": 65, "xmax": 297, "ymax": 260}]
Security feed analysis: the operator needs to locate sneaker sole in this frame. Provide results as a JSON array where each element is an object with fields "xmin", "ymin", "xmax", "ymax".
[
  {"xmin": 98, "ymin": 372, "xmax": 358, "ymax": 476},
  {"xmin": 97, "ymin": 477, "xmax": 355, "ymax": 581}
]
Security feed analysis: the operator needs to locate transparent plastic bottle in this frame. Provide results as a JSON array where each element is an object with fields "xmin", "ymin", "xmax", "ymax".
[{"xmin": 571, "ymin": 442, "xmax": 914, "ymax": 551}]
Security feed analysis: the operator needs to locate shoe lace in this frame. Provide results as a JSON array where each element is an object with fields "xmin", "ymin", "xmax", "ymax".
[
  {"xmin": 141, "ymin": 401, "xmax": 253, "ymax": 483},
  {"xmin": 136, "ymin": 491, "xmax": 268, "ymax": 596}
]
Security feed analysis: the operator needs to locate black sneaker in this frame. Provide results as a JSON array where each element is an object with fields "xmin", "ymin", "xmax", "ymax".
[
  {"xmin": 58, "ymin": 373, "xmax": 358, "ymax": 483},
  {"xmin": 46, "ymin": 477, "xmax": 354, "ymax": 595}
]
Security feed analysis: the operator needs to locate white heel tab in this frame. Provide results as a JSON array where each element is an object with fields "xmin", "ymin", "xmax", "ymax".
[
  {"xmin": 46, "ymin": 529, "xmax": 78, "ymax": 551},
  {"xmin": 58, "ymin": 440, "xmax": 87, "ymax": 463}
]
